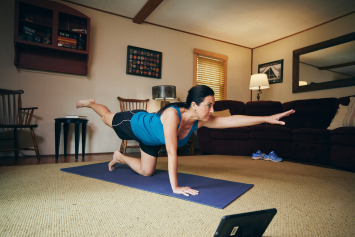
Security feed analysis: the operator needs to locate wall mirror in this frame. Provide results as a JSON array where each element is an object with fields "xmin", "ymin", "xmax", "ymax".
[{"xmin": 293, "ymin": 32, "xmax": 355, "ymax": 93}]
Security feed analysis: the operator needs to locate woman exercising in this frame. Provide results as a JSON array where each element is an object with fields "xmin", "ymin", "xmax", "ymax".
[{"xmin": 76, "ymin": 85, "xmax": 295, "ymax": 197}]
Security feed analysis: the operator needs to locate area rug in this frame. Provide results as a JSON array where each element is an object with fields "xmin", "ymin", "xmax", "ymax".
[{"xmin": 1, "ymin": 155, "xmax": 355, "ymax": 236}]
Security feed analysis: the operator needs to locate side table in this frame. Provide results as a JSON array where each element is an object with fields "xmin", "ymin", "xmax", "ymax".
[{"xmin": 55, "ymin": 118, "xmax": 88, "ymax": 160}]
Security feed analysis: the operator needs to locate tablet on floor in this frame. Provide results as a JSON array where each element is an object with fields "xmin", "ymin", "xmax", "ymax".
[{"xmin": 214, "ymin": 208, "xmax": 277, "ymax": 237}]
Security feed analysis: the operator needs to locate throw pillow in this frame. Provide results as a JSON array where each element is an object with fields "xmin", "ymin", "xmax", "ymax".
[
  {"xmin": 343, "ymin": 97, "xmax": 355, "ymax": 127},
  {"xmin": 327, "ymin": 105, "xmax": 348, "ymax": 130},
  {"xmin": 212, "ymin": 109, "xmax": 231, "ymax": 117}
]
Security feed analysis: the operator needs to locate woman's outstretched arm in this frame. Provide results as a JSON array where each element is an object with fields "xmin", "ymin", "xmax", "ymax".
[
  {"xmin": 200, "ymin": 109, "xmax": 295, "ymax": 129},
  {"xmin": 161, "ymin": 108, "xmax": 199, "ymax": 196}
]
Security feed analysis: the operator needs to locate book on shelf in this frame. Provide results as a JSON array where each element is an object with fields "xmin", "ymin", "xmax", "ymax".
[
  {"xmin": 22, "ymin": 25, "xmax": 36, "ymax": 41},
  {"xmin": 58, "ymin": 43, "xmax": 77, "ymax": 49},
  {"xmin": 58, "ymin": 36, "xmax": 77, "ymax": 43},
  {"xmin": 72, "ymin": 29, "xmax": 87, "ymax": 33},
  {"xmin": 58, "ymin": 40, "xmax": 76, "ymax": 46},
  {"xmin": 65, "ymin": 115, "xmax": 87, "ymax": 118},
  {"xmin": 58, "ymin": 31, "xmax": 77, "ymax": 39}
]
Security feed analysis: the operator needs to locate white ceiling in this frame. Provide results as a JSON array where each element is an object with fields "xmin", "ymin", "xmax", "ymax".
[{"xmin": 63, "ymin": 0, "xmax": 355, "ymax": 48}]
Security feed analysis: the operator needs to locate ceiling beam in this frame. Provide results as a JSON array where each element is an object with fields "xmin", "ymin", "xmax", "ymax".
[
  {"xmin": 133, "ymin": 0, "xmax": 163, "ymax": 24},
  {"xmin": 319, "ymin": 60, "xmax": 355, "ymax": 70}
]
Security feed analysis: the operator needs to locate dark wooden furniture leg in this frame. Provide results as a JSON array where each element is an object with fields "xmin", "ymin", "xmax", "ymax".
[
  {"xmin": 75, "ymin": 122, "xmax": 79, "ymax": 160},
  {"xmin": 14, "ymin": 128, "xmax": 18, "ymax": 160},
  {"xmin": 30, "ymin": 127, "xmax": 40, "ymax": 160},
  {"xmin": 55, "ymin": 122, "xmax": 61, "ymax": 160},
  {"xmin": 63, "ymin": 122, "xmax": 69, "ymax": 157},
  {"xmin": 82, "ymin": 122, "xmax": 87, "ymax": 158}
]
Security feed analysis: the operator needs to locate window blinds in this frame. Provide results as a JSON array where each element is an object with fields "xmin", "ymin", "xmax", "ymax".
[{"xmin": 196, "ymin": 55, "xmax": 225, "ymax": 101}]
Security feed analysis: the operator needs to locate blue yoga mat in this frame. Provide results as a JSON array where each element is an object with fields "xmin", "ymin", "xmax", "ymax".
[{"xmin": 61, "ymin": 162, "xmax": 253, "ymax": 209}]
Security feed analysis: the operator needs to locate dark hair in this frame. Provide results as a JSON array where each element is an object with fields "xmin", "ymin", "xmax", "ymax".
[{"xmin": 157, "ymin": 85, "xmax": 214, "ymax": 116}]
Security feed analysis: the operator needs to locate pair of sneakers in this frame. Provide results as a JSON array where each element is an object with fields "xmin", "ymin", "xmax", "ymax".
[{"xmin": 252, "ymin": 150, "xmax": 283, "ymax": 162}]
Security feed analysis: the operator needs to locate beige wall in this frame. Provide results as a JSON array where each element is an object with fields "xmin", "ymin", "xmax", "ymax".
[
  {"xmin": 253, "ymin": 14, "xmax": 355, "ymax": 103},
  {"xmin": 0, "ymin": 0, "xmax": 251, "ymax": 156}
]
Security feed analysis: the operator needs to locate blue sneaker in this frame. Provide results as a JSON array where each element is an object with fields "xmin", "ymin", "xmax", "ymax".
[
  {"xmin": 252, "ymin": 150, "xmax": 263, "ymax": 160},
  {"xmin": 263, "ymin": 151, "xmax": 282, "ymax": 162}
]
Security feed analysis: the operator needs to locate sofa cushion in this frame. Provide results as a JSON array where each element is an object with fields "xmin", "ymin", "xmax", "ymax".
[
  {"xmin": 330, "ymin": 127, "xmax": 355, "ymax": 146},
  {"xmin": 293, "ymin": 128, "xmax": 330, "ymax": 144},
  {"xmin": 249, "ymin": 125, "xmax": 292, "ymax": 140},
  {"xmin": 330, "ymin": 126, "xmax": 355, "ymax": 135},
  {"xmin": 210, "ymin": 127, "xmax": 249, "ymax": 140},
  {"xmin": 282, "ymin": 98, "xmax": 337, "ymax": 129},
  {"xmin": 245, "ymin": 101, "xmax": 282, "ymax": 116},
  {"xmin": 214, "ymin": 100, "xmax": 245, "ymax": 115}
]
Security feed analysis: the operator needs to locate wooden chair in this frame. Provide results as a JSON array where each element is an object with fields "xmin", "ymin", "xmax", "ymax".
[
  {"xmin": 0, "ymin": 89, "xmax": 40, "ymax": 160},
  {"xmin": 117, "ymin": 96, "xmax": 149, "ymax": 154}
]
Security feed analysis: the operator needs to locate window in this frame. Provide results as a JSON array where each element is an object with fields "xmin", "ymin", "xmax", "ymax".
[{"xmin": 193, "ymin": 48, "xmax": 228, "ymax": 101}]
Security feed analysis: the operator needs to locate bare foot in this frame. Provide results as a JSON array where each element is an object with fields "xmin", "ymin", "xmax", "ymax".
[
  {"xmin": 76, "ymin": 99, "xmax": 95, "ymax": 109},
  {"xmin": 108, "ymin": 150, "xmax": 124, "ymax": 171}
]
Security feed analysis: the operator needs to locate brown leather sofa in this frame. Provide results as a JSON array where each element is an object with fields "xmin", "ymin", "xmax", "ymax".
[{"xmin": 197, "ymin": 95, "xmax": 355, "ymax": 172}]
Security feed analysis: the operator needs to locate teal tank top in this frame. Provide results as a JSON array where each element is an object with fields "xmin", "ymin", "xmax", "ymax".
[{"xmin": 130, "ymin": 106, "xmax": 198, "ymax": 147}]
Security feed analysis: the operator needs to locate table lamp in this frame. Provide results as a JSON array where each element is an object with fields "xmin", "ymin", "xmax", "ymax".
[
  {"xmin": 299, "ymin": 81, "xmax": 308, "ymax": 86},
  {"xmin": 249, "ymin": 74, "xmax": 269, "ymax": 101},
  {"xmin": 152, "ymin": 85, "xmax": 176, "ymax": 107}
]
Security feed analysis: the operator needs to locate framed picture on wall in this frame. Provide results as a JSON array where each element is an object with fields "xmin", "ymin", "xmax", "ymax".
[
  {"xmin": 126, "ymin": 45, "xmax": 162, "ymax": 79},
  {"xmin": 258, "ymin": 59, "xmax": 283, "ymax": 84}
]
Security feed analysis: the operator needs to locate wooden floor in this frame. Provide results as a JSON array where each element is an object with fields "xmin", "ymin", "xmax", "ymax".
[{"xmin": 0, "ymin": 149, "xmax": 201, "ymax": 167}]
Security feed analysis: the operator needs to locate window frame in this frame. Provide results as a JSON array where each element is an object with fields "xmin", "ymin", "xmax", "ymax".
[{"xmin": 193, "ymin": 48, "xmax": 228, "ymax": 100}]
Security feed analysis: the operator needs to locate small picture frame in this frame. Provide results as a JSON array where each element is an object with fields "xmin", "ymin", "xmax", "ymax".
[
  {"xmin": 126, "ymin": 45, "xmax": 162, "ymax": 79},
  {"xmin": 258, "ymin": 59, "xmax": 283, "ymax": 84}
]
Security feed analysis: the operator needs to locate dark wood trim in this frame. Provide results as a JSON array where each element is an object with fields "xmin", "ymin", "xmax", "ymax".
[
  {"xmin": 133, "ymin": 0, "xmax": 163, "ymax": 24},
  {"xmin": 293, "ymin": 32, "xmax": 355, "ymax": 93},
  {"xmin": 319, "ymin": 60, "xmax": 355, "ymax": 70},
  {"xmin": 253, "ymin": 10, "xmax": 355, "ymax": 49}
]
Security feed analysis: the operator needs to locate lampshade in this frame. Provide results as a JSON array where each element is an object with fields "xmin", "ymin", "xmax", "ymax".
[
  {"xmin": 152, "ymin": 85, "xmax": 176, "ymax": 100},
  {"xmin": 299, "ymin": 81, "xmax": 308, "ymax": 86},
  {"xmin": 249, "ymin": 74, "xmax": 270, "ymax": 90}
]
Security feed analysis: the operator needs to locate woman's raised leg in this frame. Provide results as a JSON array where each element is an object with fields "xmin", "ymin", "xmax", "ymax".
[
  {"xmin": 108, "ymin": 149, "xmax": 157, "ymax": 176},
  {"xmin": 76, "ymin": 99, "xmax": 114, "ymax": 128}
]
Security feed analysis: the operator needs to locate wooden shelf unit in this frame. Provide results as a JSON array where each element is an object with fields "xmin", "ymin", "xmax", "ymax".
[{"xmin": 14, "ymin": 0, "xmax": 90, "ymax": 75}]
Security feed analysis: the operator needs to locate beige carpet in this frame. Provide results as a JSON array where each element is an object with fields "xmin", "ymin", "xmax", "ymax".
[{"xmin": 1, "ymin": 155, "xmax": 355, "ymax": 237}]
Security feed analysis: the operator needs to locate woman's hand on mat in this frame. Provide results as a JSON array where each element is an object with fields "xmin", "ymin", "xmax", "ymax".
[
  {"xmin": 266, "ymin": 109, "xmax": 295, "ymax": 125},
  {"xmin": 173, "ymin": 186, "xmax": 199, "ymax": 196}
]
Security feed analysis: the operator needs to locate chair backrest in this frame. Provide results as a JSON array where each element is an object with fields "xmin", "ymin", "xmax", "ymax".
[
  {"xmin": 0, "ymin": 88, "xmax": 36, "ymax": 125},
  {"xmin": 0, "ymin": 89, "xmax": 23, "ymax": 125},
  {"xmin": 117, "ymin": 97, "xmax": 149, "ymax": 112}
]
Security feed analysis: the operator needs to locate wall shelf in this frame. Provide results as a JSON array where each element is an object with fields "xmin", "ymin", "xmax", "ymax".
[{"xmin": 14, "ymin": 0, "xmax": 90, "ymax": 75}]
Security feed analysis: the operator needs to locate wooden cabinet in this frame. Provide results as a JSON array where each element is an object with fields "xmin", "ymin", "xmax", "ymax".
[{"xmin": 14, "ymin": 0, "xmax": 90, "ymax": 75}]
